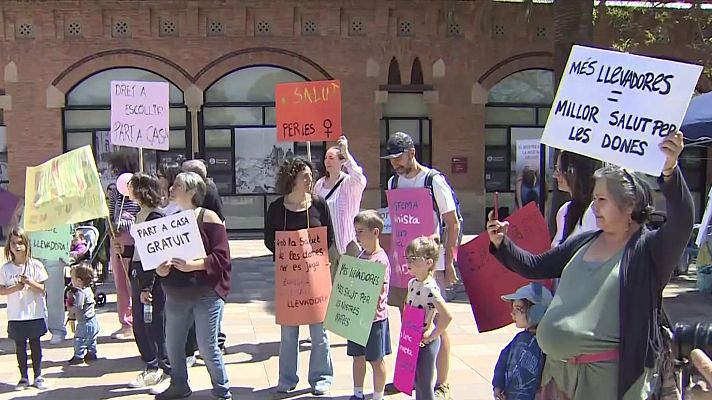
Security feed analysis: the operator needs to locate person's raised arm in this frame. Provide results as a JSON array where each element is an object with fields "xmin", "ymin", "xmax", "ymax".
[
  {"xmin": 339, "ymin": 136, "xmax": 367, "ymax": 190},
  {"xmin": 648, "ymin": 132, "xmax": 695, "ymax": 286}
]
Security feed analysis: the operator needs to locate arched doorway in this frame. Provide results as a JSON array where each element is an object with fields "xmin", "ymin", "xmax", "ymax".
[
  {"xmin": 63, "ymin": 68, "xmax": 190, "ymax": 188},
  {"xmin": 484, "ymin": 69, "xmax": 554, "ymax": 218},
  {"xmin": 201, "ymin": 65, "xmax": 325, "ymax": 231}
]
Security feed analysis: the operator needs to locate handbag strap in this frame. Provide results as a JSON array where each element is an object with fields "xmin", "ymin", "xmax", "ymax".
[{"xmin": 324, "ymin": 177, "xmax": 345, "ymax": 200}]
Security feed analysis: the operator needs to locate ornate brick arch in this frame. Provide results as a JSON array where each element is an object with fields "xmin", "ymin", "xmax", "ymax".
[
  {"xmin": 477, "ymin": 51, "xmax": 554, "ymax": 90},
  {"xmin": 51, "ymin": 49, "xmax": 193, "ymax": 94},
  {"xmin": 194, "ymin": 47, "xmax": 333, "ymax": 90}
]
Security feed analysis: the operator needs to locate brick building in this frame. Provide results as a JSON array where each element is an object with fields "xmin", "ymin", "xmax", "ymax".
[{"xmin": 0, "ymin": 0, "xmax": 709, "ymax": 233}]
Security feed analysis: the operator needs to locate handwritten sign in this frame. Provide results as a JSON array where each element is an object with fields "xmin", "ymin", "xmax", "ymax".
[
  {"xmin": 459, "ymin": 203, "xmax": 553, "ymax": 332},
  {"xmin": 696, "ymin": 186, "xmax": 712, "ymax": 247},
  {"xmin": 386, "ymin": 188, "xmax": 436, "ymax": 288},
  {"xmin": 0, "ymin": 188, "xmax": 19, "ymax": 226},
  {"xmin": 110, "ymin": 80, "xmax": 170, "ymax": 150},
  {"xmin": 541, "ymin": 45, "xmax": 702, "ymax": 176},
  {"xmin": 275, "ymin": 80, "xmax": 341, "ymax": 142},
  {"xmin": 393, "ymin": 305, "xmax": 425, "ymax": 395},
  {"xmin": 324, "ymin": 255, "xmax": 386, "ymax": 346},
  {"xmin": 30, "ymin": 224, "xmax": 72, "ymax": 261},
  {"xmin": 130, "ymin": 211, "xmax": 206, "ymax": 271},
  {"xmin": 275, "ymin": 227, "xmax": 332, "ymax": 325},
  {"xmin": 24, "ymin": 146, "xmax": 109, "ymax": 232}
]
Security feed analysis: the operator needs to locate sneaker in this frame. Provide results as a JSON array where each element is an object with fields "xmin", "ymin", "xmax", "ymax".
[
  {"xmin": 149, "ymin": 374, "xmax": 171, "ymax": 395},
  {"xmin": 111, "ymin": 326, "xmax": 133, "ymax": 340},
  {"xmin": 33, "ymin": 376, "xmax": 49, "ymax": 390},
  {"xmin": 128, "ymin": 369, "xmax": 162, "ymax": 388},
  {"xmin": 275, "ymin": 385, "xmax": 296, "ymax": 393},
  {"xmin": 186, "ymin": 355, "xmax": 196, "ymax": 368},
  {"xmin": 312, "ymin": 385, "xmax": 330, "ymax": 396},
  {"xmin": 15, "ymin": 378, "xmax": 29, "ymax": 390},
  {"xmin": 67, "ymin": 356, "xmax": 85, "ymax": 366},
  {"xmin": 384, "ymin": 383, "xmax": 400, "ymax": 395},
  {"xmin": 154, "ymin": 384, "xmax": 192, "ymax": 400},
  {"xmin": 434, "ymin": 383, "xmax": 452, "ymax": 400},
  {"xmin": 84, "ymin": 352, "xmax": 98, "ymax": 362},
  {"xmin": 50, "ymin": 334, "xmax": 65, "ymax": 345}
]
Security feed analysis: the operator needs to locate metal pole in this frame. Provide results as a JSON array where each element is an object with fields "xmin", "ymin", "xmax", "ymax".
[
  {"xmin": 139, "ymin": 147, "xmax": 144, "ymax": 172},
  {"xmin": 306, "ymin": 141, "xmax": 312, "ymax": 162}
]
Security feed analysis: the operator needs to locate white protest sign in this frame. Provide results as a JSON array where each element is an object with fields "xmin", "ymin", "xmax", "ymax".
[
  {"xmin": 130, "ymin": 210, "xmax": 206, "ymax": 271},
  {"xmin": 696, "ymin": 186, "xmax": 712, "ymax": 247},
  {"xmin": 541, "ymin": 45, "xmax": 702, "ymax": 176},
  {"xmin": 376, "ymin": 207, "xmax": 392, "ymax": 234},
  {"xmin": 110, "ymin": 80, "xmax": 170, "ymax": 150}
]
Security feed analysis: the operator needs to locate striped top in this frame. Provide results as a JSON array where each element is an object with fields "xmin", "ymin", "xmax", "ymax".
[
  {"xmin": 313, "ymin": 156, "xmax": 367, "ymax": 254},
  {"xmin": 108, "ymin": 185, "xmax": 141, "ymax": 233}
]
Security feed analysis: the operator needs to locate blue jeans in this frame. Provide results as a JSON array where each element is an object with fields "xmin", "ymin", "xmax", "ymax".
[
  {"xmin": 415, "ymin": 337, "xmax": 441, "ymax": 400},
  {"xmin": 164, "ymin": 286, "xmax": 230, "ymax": 398},
  {"xmin": 74, "ymin": 316, "xmax": 99, "ymax": 358},
  {"xmin": 278, "ymin": 323, "xmax": 333, "ymax": 390}
]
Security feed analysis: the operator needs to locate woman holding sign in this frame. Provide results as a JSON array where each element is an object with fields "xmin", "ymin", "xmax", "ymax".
[
  {"xmin": 264, "ymin": 157, "xmax": 335, "ymax": 396},
  {"xmin": 487, "ymin": 132, "xmax": 693, "ymax": 400},
  {"xmin": 125, "ymin": 173, "xmax": 170, "ymax": 392},
  {"xmin": 154, "ymin": 172, "xmax": 232, "ymax": 400},
  {"xmin": 313, "ymin": 136, "xmax": 366, "ymax": 258}
]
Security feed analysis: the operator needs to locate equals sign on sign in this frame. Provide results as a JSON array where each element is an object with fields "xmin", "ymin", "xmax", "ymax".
[{"xmin": 607, "ymin": 90, "xmax": 623, "ymax": 103}]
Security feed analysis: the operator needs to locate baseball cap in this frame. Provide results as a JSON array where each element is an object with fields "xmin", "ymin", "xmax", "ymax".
[
  {"xmin": 380, "ymin": 132, "xmax": 415, "ymax": 159},
  {"xmin": 501, "ymin": 283, "xmax": 553, "ymax": 307}
]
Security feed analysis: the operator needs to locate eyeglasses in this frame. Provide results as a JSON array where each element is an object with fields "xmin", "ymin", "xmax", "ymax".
[{"xmin": 406, "ymin": 256, "xmax": 425, "ymax": 263}]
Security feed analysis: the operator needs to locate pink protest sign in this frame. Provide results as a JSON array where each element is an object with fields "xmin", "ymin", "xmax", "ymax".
[
  {"xmin": 386, "ymin": 188, "xmax": 436, "ymax": 288},
  {"xmin": 394, "ymin": 305, "xmax": 426, "ymax": 395},
  {"xmin": 110, "ymin": 80, "xmax": 170, "ymax": 151}
]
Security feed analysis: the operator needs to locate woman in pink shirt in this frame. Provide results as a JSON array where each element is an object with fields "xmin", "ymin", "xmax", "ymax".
[{"xmin": 313, "ymin": 136, "xmax": 367, "ymax": 258}]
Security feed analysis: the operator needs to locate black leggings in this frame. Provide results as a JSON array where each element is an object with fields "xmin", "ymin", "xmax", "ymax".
[{"xmin": 15, "ymin": 337, "xmax": 42, "ymax": 379}]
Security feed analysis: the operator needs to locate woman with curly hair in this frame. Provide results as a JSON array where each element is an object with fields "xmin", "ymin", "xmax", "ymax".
[{"xmin": 264, "ymin": 157, "xmax": 335, "ymax": 396}]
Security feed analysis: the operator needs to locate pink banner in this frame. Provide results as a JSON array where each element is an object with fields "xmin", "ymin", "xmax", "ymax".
[
  {"xmin": 459, "ymin": 203, "xmax": 554, "ymax": 332},
  {"xmin": 110, "ymin": 80, "xmax": 170, "ymax": 151},
  {"xmin": 393, "ymin": 305, "xmax": 426, "ymax": 395},
  {"xmin": 386, "ymin": 188, "xmax": 436, "ymax": 288}
]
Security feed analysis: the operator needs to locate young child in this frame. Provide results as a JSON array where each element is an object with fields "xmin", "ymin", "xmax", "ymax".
[
  {"xmin": 66, "ymin": 262, "xmax": 99, "ymax": 365},
  {"xmin": 405, "ymin": 236, "xmax": 453, "ymax": 400},
  {"xmin": 0, "ymin": 228, "xmax": 49, "ymax": 390},
  {"xmin": 69, "ymin": 230, "xmax": 89, "ymax": 262},
  {"xmin": 348, "ymin": 210, "xmax": 392, "ymax": 400},
  {"xmin": 493, "ymin": 283, "xmax": 553, "ymax": 400}
]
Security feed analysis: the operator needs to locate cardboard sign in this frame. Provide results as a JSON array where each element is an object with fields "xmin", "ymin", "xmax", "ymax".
[
  {"xmin": 459, "ymin": 203, "xmax": 553, "ymax": 332},
  {"xmin": 696, "ymin": 186, "xmax": 712, "ymax": 247},
  {"xmin": 386, "ymin": 188, "xmax": 436, "ymax": 288},
  {"xmin": 393, "ymin": 305, "xmax": 426, "ymax": 395},
  {"xmin": 275, "ymin": 80, "xmax": 341, "ymax": 142},
  {"xmin": 130, "ymin": 211, "xmax": 207, "ymax": 270},
  {"xmin": 324, "ymin": 255, "xmax": 386, "ymax": 346},
  {"xmin": 275, "ymin": 227, "xmax": 332, "ymax": 326},
  {"xmin": 541, "ymin": 45, "xmax": 702, "ymax": 176},
  {"xmin": 110, "ymin": 80, "xmax": 170, "ymax": 150},
  {"xmin": 30, "ymin": 224, "xmax": 72, "ymax": 261},
  {"xmin": 0, "ymin": 188, "xmax": 19, "ymax": 226},
  {"xmin": 24, "ymin": 146, "xmax": 109, "ymax": 232}
]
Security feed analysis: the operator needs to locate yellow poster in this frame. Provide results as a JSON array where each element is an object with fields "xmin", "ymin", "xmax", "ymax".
[{"xmin": 23, "ymin": 146, "xmax": 109, "ymax": 232}]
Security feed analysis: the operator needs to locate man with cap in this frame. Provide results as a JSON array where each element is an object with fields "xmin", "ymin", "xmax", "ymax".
[
  {"xmin": 493, "ymin": 283, "xmax": 552, "ymax": 400},
  {"xmin": 381, "ymin": 131, "xmax": 460, "ymax": 400}
]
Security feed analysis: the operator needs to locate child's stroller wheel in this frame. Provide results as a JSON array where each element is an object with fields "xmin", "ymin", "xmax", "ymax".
[{"xmin": 96, "ymin": 293, "xmax": 107, "ymax": 307}]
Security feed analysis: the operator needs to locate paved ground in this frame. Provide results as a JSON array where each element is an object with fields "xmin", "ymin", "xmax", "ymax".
[{"xmin": 0, "ymin": 238, "xmax": 705, "ymax": 400}]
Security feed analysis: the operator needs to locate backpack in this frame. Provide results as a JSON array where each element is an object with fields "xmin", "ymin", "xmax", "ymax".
[{"xmin": 389, "ymin": 169, "xmax": 464, "ymax": 245}]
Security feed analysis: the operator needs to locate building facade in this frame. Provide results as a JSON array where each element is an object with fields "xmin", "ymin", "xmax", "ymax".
[{"xmin": 0, "ymin": 0, "xmax": 709, "ymax": 233}]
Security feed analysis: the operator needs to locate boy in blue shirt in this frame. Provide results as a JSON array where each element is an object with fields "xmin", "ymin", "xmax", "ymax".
[{"xmin": 493, "ymin": 283, "xmax": 552, "ymax": 400}]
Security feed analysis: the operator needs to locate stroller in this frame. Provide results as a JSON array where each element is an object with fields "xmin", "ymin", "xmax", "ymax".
[{"xmin": 64, "ymin": 224, "xmax": 108, "ymax": 308}]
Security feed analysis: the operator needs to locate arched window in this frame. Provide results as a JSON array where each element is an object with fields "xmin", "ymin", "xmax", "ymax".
[
  {"xmin": 202, "ymin": 65, "xmax": 323, "ymax": 231},
  {"xmin": 484, "ymin": 69, "xmax": 554, "ymax": 218},
  {"xmin": 410, "ymin": 58, "xmax": 424, "ymax": 85},
  {"xmin": 63, "ymin": 68, "xmax": 189, "ymax": 189},
  {"xmin": 387, "ymin": 57, "xmax": 402, "ymax": 85}
]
